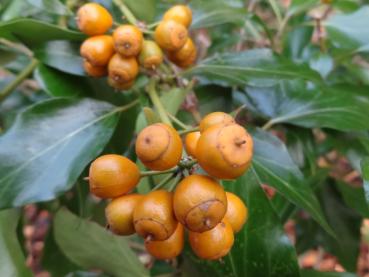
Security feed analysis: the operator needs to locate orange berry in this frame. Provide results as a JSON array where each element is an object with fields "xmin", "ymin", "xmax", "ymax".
[
  {"xmin": 83, "ymin": 60, "xmax": 107, "ymax": 77},
  {"xmin": 89, "ymin": 154, "xmax": 140, "ymax": 198},
  {"xmin": 108, "ymin": 53, "xmax": 139, "ymax": 83},
  {"xmin": 105, "ymin": 194, "xmax": 143, "ymax": 235},
  {"xmin": 163, "ymin": 5, "xmax": 192, "ymax": 28},
  {"xmin": 189, "ymin": 219, "xmax": 234, "ymax": 260},
  {"xmin": 76, "ymin": 3, "xmax": 113, "ymax": 36},
  {"xmin": 139, "ymin": 40, "xmax": 164, "ymax": 69},
  {"xmin": 133, "ymin": 190, "xmax": 177, "ymax": 241},
  {"xmin": 167, "ymin": 38, "xmax": 197, "ymax": 68},
  {"xmin": 145, "ymin": 223, "xmax": 184, "ymax": 260},
  {"xmin": 155, "ymin": 20, "xmax": 188, "ymax": 51},
  {"xmin": 113, "ymin": 25, "xmax": 143, "ymax": 57},
  {"xmin": 135, "ymin": 123, "xmax": 183, "ymax": 171},
  {"xmin": 173, "ymin": 174, "xmax": 227, "ymax": 232},
  {"xmin": 80, "ymin": 35, "xmax": 115, "ymax": 66},
  {"xmin": 107, "ymin": 77, "xmax": 135, "ymax": 90},
  {"xmin": 199, "ymin": 112, "xmax": 235, "ymax": 133},
  {"xmin": 196, "ymin": 123, "xmax": 253, "ymax": 179},
  {"xmin": 184, "ymin": 131, "xmax": 200, "ymax": 158},
  {"xmin": 225, "ymin": 192, "xmax": 248, "ymax": 233}
]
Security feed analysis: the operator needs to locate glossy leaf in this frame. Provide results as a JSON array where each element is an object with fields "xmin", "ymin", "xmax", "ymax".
[
  {"xmin": 241, "ymin": 81, "xmax": 369, "ymax": 131},
  {"xmin": 184, "ymin": 49, "xmax": 321, "ymax": 87},
  {"xmin": 34, "ymin": 64, "xmax": 88, "ymax": 97},
  {"xmin": 27, "ymin": 0, "xmax": 70, "ymax": 15},
  {"xmin": 0, "ymin": 98, "xmax": 126, "ymax": 209},
  {"xmin": 54, "ymin": 209, "xmax": 149, "ymax": 277},
  {"xmin": 0, "ymin": 209, "xmax": 32, "ymax": 277},
  {"xmin": 0, "ymin": 19, "xmax": 84, "ymax": 46},
  {"xmin": 251, "ymin": 128, "xmax": 334, "ymax": 236},
  {"xmin": 191, "ymin": 0, "xmax": 246, "ymax": 29},
  {"xmin": 301, "ymin": 270, "xmax": 358, "ymax": 277},
  {"xmin": 34, "ymin": 41, "xmax": 85, "ymax": 76}
]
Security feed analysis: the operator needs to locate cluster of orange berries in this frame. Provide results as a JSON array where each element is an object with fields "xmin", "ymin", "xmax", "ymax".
[
  {"xmin": 88, "ymin": 112, "xmax": 253, "ymax": 260},
  {"xmin": 76, "ymin": 3, "xmax": 197, "ymax": 90}
]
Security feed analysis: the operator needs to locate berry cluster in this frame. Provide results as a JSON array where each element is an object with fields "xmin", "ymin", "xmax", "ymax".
[
  {"xmin": 77, "ymin": 3, "xmax": 197, "ymax": 90},
  {"xmin": 88, "ymin": 112, "xmax": 253, "ymax": 260}
]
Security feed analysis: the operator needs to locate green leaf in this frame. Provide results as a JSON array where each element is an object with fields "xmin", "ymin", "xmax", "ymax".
[
  {"xmin": 251, "ymin": 128, "xmax": 334, "ymax": 236},
  {"xmin": 34, "ymin": 41, "xmax": 85, "ymax": 76},
  {"xmin": 34, "ymin": 64, "xmax": 88, "ymax": 97},
  {"xmin": 123, "ymin": 0, "xmax": 156, "ymax": 22},
  {"xmin": 54, "ymin": 209, "xmax": 149, "ymax": 277},
  {"xmin": 0, "ymin": 19, "xmax": 84, "ymax": 46},
  {"xmin": 65, "ymin": 272, "xmax": 110, "ymax": 277},
  {"xmin": 0, "ymin": 98, "xmax": 129, "ymax": 209},
  {"xmin": 27, "ymin": 0, "xmax": 70, "ymax": 15},
  {"xmin": 0, "ymin": 209, "xmax": 32, "ymax": 277},
  {"xmin": 191, "ymin": 0, "xmax": 246, "ymax": 29},
  {"xmin": 361, "ymin": 157, "xmax": 369, "ymax": 212},
  {"xmin": 187, "ymin": 169, "xmax": 300, "ymax": 276},
  {"xmin": 241, "ymin": 81, "xmax": 369, "ymax": 131},
  {"xmin": 184, "ymin": 49, "xmax": 321, "ymax": 87},
  {"xmin": 325, "ymin": 6, "xmax": 369, "ymax": 52},
  {"xmin": 336, "ymin": 181, "xmax": 369, "ymax": 218},
  {"xmin": 301, "ymin": 270, "xmax": 358, "ymax": 277}
]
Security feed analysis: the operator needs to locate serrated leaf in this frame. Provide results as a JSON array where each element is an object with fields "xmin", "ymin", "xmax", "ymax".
[
  {"xmin": 0, "ymin": 19, "xmax": 84, "ymax": 46},
  {"xmin": 241, "ymin": 81, "xmax": 369, "ymax": 131},
  {"xmin": 34, "ymin": 41, "xmax": 85, "ymax": 76},
  {"xmin": 54, "ymin": 209, "xmax": 149, "ymax": 277},
  {"xmin": 184, "ymin": 49, "xmax": 321, "ymax": 87},
  {"xmin": 27, "ymin": 0, "xmax": 70, "ymax": 15},
  {"xmin": 251, "ymin": 128, "xmax": 334, "ymax": 236},
  {"xmin": 0, "ymin": 98, "xmax": 133, "ymax": 209},
  {"xmin": 0, "ymin": 209, "xmax": 32, "ymax": 277}
]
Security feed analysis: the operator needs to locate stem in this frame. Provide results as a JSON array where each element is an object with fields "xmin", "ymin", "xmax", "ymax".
[
  {"xmin": 178, "ymin": 158, "xmax": 197, "ymax": 169},
  {"xmin": 112, "ymin": 0, "xmax": 138, "ymax": 25},
  {"xmin": 146, "ymin": 79, "xmax": 172, "ymax": 126},
  {"xmin": 0, "ymin": 58, "xmax": 38, "ymax": 103},
  {"xmin": 167, "ymin": 113, "xmax": 189, "ymax": 130},
  {"xmin": 151, "ymin": 173, "xmax": 176, "ymax": 191},
  {"xmin": 268, "ymin": 0, "xmax": 283, "ymax": 26},
  {"xmin": 116, "ymin": 99, "xmax": 140, "ymax": 113},
  {"xmin": 167, "ymin": 174, "xmax": 181, "ymax": 192},
  {"xmin": 0, "ymin": 38, "xmax": 33, "ymax": 57},
  {"xmin": 178, "ymin": 126, "xmax": 200, "ymax": 135},
  {"xmin": 140, "ymin": 167, "xmax": 179, "ymax": 177},
  {"xmin": 147, "ymin": 21, "xmax": 160, "ymax": 29},
  {"xmin": 261, "ymin": 120, "xmax": 275, "ymax": 131}
]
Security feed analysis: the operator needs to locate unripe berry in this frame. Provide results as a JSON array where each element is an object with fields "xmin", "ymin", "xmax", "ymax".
[
  {"xmin": 76, "ymin": 3, "xmax": 113, "ymax": 36},
  {"xmin": 173, "ymin": 174, "xmax": 227, "ymax": 232},
  {"xmin": 88, "ymin": 154, "xmax": 140, "ymax": 198},
  {"xmin": 155, "ymin": 20, "xmax": 188, "ymax": 51},
  {"xmin": 113, "ymin": 25, "xmax": 143, "ymax": 57},
  {"xmin": 139, "ymin": 40, "xmax": 164, "ymax": 69}
]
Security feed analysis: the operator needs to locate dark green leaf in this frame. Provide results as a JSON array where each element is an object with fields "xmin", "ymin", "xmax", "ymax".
[
  {"xmin": 336, "ymin": 181, "xmax": 369, "ymax": 218},
  {"xmin": 0, "ymin": 19, "xmax": 84, "ymax": 46},
  {"xmin": 34, "ymin": 41, "xmax": 85, "ymax": 76},
  {"xmin": 0, "ymin": 209, "xmax": 32, "ymax": 277},
  {"xmin": 251, "ymin": 128, "xmax": 334, "ymax": 236},
  {"xmin": 301, "ymin": 270, "xmax": 358, "ymax": 277},
  {"xmin": 361, "ymin": 157, "xmax": 369, "ymax": 212},
  {"xmin": 27, "ymin": 0, "xmax": 70, "ymax": 15},
  {"xmin": 191, "ymin": 0, "xmax": 246, "ymax": 29},
  {"xmin": 0, "ymin": 98, "xmax": 125, "ymax": 209},
  {"xmin": 242, "ymin": 81, "xmax": 369, "ymax": 131},
  {"xmin": 184, "ymin": 49, "xmax": 321, "ymax": 87},
  {"xmin": 65, "ymin": 272, "xmax": 110, "ymax": 277},
  {"xmin": 34, "ymin": 64, "xmax": 88, "ymax": 97},
  {"xmin": 54, "ymin": 209, "xmax": 149, "ymax": 277}
]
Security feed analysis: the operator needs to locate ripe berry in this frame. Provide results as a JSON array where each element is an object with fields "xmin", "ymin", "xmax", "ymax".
[
  {"xmin": 173, "ymin": 174, "xmax": 227, "ymax": 232},
  {"xmin": 80, "ymin": 35, "xmax": 115, "ymax": 66},
  {"xmin": 133, "ymin": 190, "xmax": 177, "ymax": 241},
  {"xmin": 113, "ymin": 25, "xmax": 143, "ymax": 57},
  {"xmin": 168, "ymin": 38, "xmax": 197, "ymax": 68},
  {"xmin": 105, "ymin": 194, "xmax": 143, "ymax": 235},
  {"xmin": 189, "ymin": 219, "xmax": 234, "ymax": 260},
  {"xmin": 76, "ymin": 3, "xmax": 113, "ymax": 36},
  {"xmin": 108, "ymin": 54, "xmax": 139, "ymax": 84},
  {"xmin": 163, "ymin": 5, "xmax": 192, "ymax": 28},
  {"xmin": 225, "ymin": 192, "xmax": 248, "ymax": 233},
  {"xmin": 184, "ymin": 131, "xmax": 200, "ymax": 158},
  {"xmin": 135, "ymin": 123, "xmax": 183, "ymax": 171},
  {"xmin": 83, "ymin": 60, "xmax": 107, "ymax": 77},
  {"xmin": 155, "ymin": 20, "xmax": 188, "ymax": 51},
  {"xmin": 199, "ymin": 112, "xmax": 235, "ymax": 133},
  {"xmin": 108, "ymin": 77, "xmax": 134, "ymax": 90},
  {"xmin": 88, "ymin": 154, "xmax": 140, "ymax": 198},
  {"xmin": 139, "ymin": 40, "xmax": 164, "ymax": 69},
  {"xmin": 197, "ymin": 123, "xmax": 253, "ymax": 179},
  {"xmin": 145, "ymin": 223, "xmax": 184, "ymax": 260}
]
